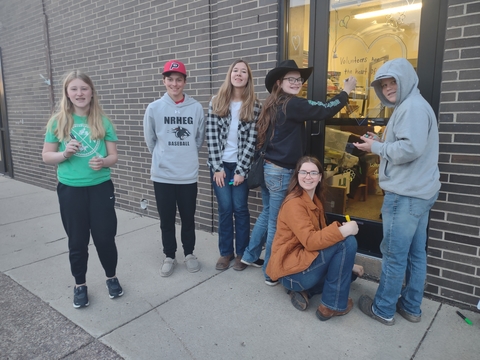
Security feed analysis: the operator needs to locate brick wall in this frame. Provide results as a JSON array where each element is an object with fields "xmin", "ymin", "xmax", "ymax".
[
  {"xmin": 427, "ymin": 0, "xmax": 480, "ymax": 306},
  {"xmin": 0, "ymin": 0, "xmax": 278, "ymax": 234},
  {"xmin": 0, "ymin": 0, "xmax": 56, "ymax": 187},
  {"xmin": 208, "ymin": 0, "xmax": 279, "ymax": 232}
]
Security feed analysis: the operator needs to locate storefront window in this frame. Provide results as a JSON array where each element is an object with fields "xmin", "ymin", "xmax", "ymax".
[
  {"xmin": 325, "ymin": 0, "xmax": 422, "ymax": 222},
  {"xmin": 286, "ymin": 0, "xmax": 310, "ymax": 98}
]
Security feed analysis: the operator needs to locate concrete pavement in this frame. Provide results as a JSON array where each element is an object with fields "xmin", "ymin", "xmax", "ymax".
[{"xmin": 1, "ymin": 175, "xmax": 479, "ymax": 360}]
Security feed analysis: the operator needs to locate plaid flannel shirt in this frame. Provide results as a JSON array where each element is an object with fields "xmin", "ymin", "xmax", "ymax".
[{"xmin": 206, "ymin": 99, "xmax": 262, "ymax": 177}]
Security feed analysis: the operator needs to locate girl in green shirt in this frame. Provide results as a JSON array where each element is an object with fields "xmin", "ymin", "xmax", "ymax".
[{"xmin": 43, "ymin": 70, "xmax": 123, "ymax": 308}]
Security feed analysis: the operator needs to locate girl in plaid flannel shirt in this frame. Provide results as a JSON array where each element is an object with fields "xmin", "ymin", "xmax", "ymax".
[{"xmin": 207, "ymin": 59, "xmax": 262, "ymax": 272}]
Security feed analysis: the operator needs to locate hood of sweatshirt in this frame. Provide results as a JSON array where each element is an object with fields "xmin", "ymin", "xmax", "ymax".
[
  {"xmin": 161, "ymin": 92, "xmax": 198, "ymax": 108},
  {"xmin": 371, "ymin": 58, "xmax": 419, "ymax": 108}
]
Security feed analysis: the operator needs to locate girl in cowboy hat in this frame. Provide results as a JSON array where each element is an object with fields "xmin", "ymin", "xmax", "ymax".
[{"xmin": 240, "ymin": 59, "xmax": 357, "ymax": 286}]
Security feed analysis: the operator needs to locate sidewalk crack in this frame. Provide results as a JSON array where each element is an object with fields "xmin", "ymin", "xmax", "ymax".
[{"xmin": 410, "ymin": 303, "xmax": 442, "ymax": 359}]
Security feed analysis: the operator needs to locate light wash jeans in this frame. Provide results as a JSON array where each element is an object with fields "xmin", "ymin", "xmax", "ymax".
[
  {"xmin": 211, "ymin": 162, "xmax": 250, "ymax": 257},
  {"xmin": 372, "ymin": 191, "xmax": 439, "ymax": 319},
  {"xmin": 242, "ymin": 162, "xmax": 293, "ymax": 280},
  {"xmin": 280, "ymin": 236, "xmax": 357, "ymax": 311}
]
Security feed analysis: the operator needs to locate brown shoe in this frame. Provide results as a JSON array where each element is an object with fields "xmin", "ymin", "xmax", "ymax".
[
  {"xmin": 216, "ymin": 254, "xmax": 234, "ymax": 271},
  {"xmin": 316, "ymin": 298, "xmax": 354, "ymax": 321},
  {"xmin": 288, "ymin": 290, "xmax": 309, "ymax": 311},
  {"xmin": 233, "ymin": 255, "xmax": 248, "ymax": 271}
]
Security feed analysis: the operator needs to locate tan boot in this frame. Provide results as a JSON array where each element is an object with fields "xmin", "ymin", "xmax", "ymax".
[
  {"xmin": 215, "ymin": 254, "xmax": 234, "ymax": 271},
  {"xmin": 316, "ymin": 298, "xmax": 353, "ymax": 321},
  {"xmin": 233, "ymin": 255, "xmax": 248, "ymax": 271}
]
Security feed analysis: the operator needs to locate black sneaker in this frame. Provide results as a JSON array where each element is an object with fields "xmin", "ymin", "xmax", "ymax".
[
  {"xmin": 240, "ymin": 258, "xmax": 265, "ymax": 268},
  {"xmin": 265, "ymin": 279, "xmax": 279, "ymax": 286},
  {"xmin": 73, "ymin": 285, "xmax": 89, "ymax": 308},
  {"xmin": 106, "ymin": 278, "xmax": 124, "ymax": 299},
  {"xmin": 251, "ymin": 259, "xmax": 265, "ymax": 267}
]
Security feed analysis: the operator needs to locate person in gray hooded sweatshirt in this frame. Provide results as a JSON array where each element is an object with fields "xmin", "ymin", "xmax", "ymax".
[
  {"xmin": 144, "ymin": 60, "xmax": 205, "ymax": 277},
  {"xmin": 353, "ymin": 58, "xmax": 440, "ymax": 326}
]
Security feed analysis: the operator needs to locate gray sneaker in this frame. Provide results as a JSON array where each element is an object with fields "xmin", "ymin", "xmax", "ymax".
[
  {"xmin": 358, "ymin": 295, "xmax": 395, "ymax": 326},
  {"xmin": 184, "ymin": 254, "xmax": 200, "ymax": 273},
  {"xmin": 396, "ymin": 302, "xmax": 421, "ymax": 323},
  {"xmin": 161, "ymin": 257, "xmax": 177, "ymax": 277}
]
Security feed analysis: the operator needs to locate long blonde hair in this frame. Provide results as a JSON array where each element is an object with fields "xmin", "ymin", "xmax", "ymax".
[
  {"xmin": 211, "ymin": 59, "xmax": 258, "ymax": 122},
  {"xmin": 46, "ymin": 70, "xmax": 108, "ymax": 141}
]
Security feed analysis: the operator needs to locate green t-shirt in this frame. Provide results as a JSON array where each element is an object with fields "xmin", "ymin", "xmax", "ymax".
[{"xmin": 45, "ymin": 114, "xmax": 118, "ymax": 187}]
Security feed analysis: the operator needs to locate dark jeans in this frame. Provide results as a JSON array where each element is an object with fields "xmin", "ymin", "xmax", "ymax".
[
  {"xmin": 153, "ymin": 182, "xmax": 197, "ymax": 259},
  {"xmin": 57, "ymin": 180, "xmax": 118, "ymax": 285},
  {"xmin": 211, "ymin": 162, "xmax": 250, "ymax": 257},
  {"xmin": 280, "ymin": 236, "xmax": 357, "ymax": 311}
]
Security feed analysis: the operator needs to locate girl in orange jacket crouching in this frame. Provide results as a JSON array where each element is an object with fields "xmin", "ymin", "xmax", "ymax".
[{"xmin": 266, "ymin": 156, "xmax": 361, "ymax": 321}]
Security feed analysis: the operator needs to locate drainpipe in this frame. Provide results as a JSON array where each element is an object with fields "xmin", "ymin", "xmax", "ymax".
[
  {"xmin": 208, "ymin": 0, "xmax": 215, "ymax": 233},
  {"xmin": 41, "ymin": 0, "xmax": 54, "ymax": 113}
]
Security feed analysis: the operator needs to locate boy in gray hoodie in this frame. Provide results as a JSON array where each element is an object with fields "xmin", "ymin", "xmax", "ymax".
[
  {"xmin": 144, "ymin": 60, "xmax": 205, "ymax": 277},
  {"xmin": 354, "ymin": 58, "xmax": 440, "ymax": 325}
]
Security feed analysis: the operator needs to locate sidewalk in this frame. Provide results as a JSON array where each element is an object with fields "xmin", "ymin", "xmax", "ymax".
[{"xmin": 1, "ymin": 175, "xmax": 479, "ymax": 360}]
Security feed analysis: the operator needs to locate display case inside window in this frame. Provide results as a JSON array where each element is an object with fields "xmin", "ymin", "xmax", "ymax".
[
  {"xmin": 325, "ymin": 0, "xmax": 422, "ymax": 222},
  {"xmin": 323, "ymin": 124, "xmax": 385, "ymax": 221}
]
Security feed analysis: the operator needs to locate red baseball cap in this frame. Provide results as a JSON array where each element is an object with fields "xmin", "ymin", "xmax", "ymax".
[{"xmin": 162, "ymin": 60, "xmax": 187, "ymax": 76}]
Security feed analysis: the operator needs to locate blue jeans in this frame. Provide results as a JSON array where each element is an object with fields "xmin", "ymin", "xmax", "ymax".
[
  {"xmin": 242, "ymin": 162, "xmax": 293, "ymax": 280},
  {"xmin": 373, "ymin": 191, "xmax": 439, "ymax": 319},
  {"xmin": 280, "ymin": 236, "xmax": 357, "ymax": 311},
  {"xmin": 211, "ymin": 162, "xmax": 250, "ymax": 257}
]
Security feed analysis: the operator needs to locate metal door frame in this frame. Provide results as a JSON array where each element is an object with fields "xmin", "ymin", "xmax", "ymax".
[{"xmin": 278, "ymin": 0, "xmax": 447, "ymax": 256}]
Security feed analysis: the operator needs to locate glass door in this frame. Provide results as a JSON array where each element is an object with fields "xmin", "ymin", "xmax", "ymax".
[
  {"xmin": 323, "ymin": 0, "xmax": 424, "ymax": 255},
  {"xmin": 281, "ymin": 0, "xmax": 445, "ymax": 256},
  {"xmin": 324, "ymin": 0, "xmax": 423, "ymax": 223}
]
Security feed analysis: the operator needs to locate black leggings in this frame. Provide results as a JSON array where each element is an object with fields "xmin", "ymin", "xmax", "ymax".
[{"xmin": 57, "ymin": 180, "xmax": 118, "ymax": 285}]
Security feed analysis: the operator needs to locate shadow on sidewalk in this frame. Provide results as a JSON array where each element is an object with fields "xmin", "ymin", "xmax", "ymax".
[{"xmin": 0, "ymin": 272, "xmax": 123, "ymax": 359}]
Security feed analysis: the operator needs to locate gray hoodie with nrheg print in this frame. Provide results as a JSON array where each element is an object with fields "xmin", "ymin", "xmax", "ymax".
[{"xmin": 144, "ymin": 93, "xmax": 205, "ymax": 184}]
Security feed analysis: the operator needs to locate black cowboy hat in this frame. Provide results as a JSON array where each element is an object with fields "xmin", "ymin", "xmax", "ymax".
[{"xmin": 265, "ymin": 59, "xmax": 314, "ymax": 93}]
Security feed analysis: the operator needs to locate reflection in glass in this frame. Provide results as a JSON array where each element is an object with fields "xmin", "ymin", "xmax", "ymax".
[
  {"xmin": 286, "ymin": 0, "xmax": 310, "ymax": 98},
  {"xmin": 328, "ymin": 0, "xmax": 421, "ymax": 119}
]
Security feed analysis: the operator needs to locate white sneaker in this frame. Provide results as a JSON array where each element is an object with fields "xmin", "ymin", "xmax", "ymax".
[
  {"xmin": 161, "ymin": 257, "xmax": 176, "ymax": 277},
  {"xmin": 184, "ymin": 254, "xmax": 200, "ymax": 273}
]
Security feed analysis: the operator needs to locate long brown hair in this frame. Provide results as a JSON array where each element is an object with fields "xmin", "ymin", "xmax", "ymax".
[
  {"xmin": 284, "ymin": 156, "xmax": 326, "ymax": 205},
  {"xmin": 46, "ymin": 70, "xmax": 109, "ymax": 141},
  {"xmin": 256, "ymin": 79, "xmax": 295, "ymax": 149},
  {"xmin": 211, "ymin": 59, "xmax": 258, "ymax": 121}
]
